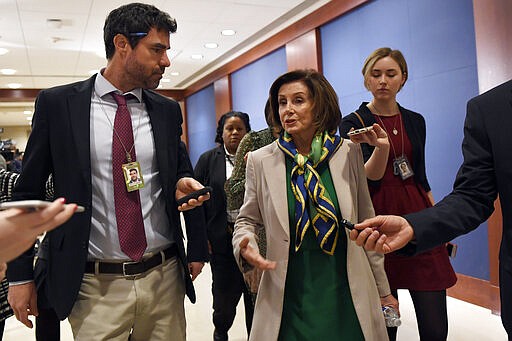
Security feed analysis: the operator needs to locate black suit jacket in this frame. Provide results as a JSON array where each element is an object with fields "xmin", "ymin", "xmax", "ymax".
[
  {"xmin": 6, "ymin": 75, "xmax": 208, "ymax": 319},
  {"xmin": 191, "ymin": 145, "xmax": 233, "ymax": 255},
  {"xmin": 404, "ymin": 79, "xmax": 512, "ymax": 331}
]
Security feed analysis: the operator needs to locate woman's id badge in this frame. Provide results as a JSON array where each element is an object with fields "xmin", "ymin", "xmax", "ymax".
[
  {"xmin": 393, "ymin": 155, "xmax": 414, "ymax": 180},
  {"xmin": 122, "ymin": 161, "xmax": 144, "ymax": 192}
]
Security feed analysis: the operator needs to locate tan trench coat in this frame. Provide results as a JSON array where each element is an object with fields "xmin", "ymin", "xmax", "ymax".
[{"xmin": 233, "ymin": 140, "xmax": 390, "ymax": 341}]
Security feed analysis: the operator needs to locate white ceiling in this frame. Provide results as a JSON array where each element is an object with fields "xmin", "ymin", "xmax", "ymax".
[{"xmin": 0, "ymin": 0, "xmax": 330, "ymax": 126}]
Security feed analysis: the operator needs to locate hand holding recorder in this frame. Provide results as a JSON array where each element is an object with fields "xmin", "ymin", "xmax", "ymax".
[
  {"xmin": 175, "ymin": 177, "xmax": 211, "ymax": 211},
  {"xmin": 347, "ymin": 123, "xmax": 389, "ymax": 149},
  {"xmin": 348, "ymin": 215, "xmax": 415, "ymax": 254}
]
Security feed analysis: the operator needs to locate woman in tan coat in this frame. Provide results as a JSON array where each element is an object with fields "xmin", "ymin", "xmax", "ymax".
[{"xmin": 232, "ymin": 69, "xmax": 395, "ymax": 341}]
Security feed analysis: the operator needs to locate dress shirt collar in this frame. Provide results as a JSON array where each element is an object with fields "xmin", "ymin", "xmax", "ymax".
[{"xmin": 94, "ymin": 70, "xmax": 143, "ymax": 103}]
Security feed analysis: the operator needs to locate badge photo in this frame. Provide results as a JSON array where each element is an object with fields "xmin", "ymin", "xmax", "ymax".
[{"xmin": 122, "ymin": 161, "xmax": 144, "ymax": 192}]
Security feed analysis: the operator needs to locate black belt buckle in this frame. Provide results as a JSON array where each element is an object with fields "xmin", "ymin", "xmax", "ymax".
[{"xmin": 122, "ymin": 261, "xmax": 139, "ymax": 276}]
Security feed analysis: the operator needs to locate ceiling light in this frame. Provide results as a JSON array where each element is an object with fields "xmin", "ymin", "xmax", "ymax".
[
  {"xmin": 191, "ymin": 54, "xmax": 204, "ymax": 60},
  {"xmin": 161, "ymin": 78, "xmax": 171, "ymax": 83},
  {"xmin": 26, "ymin": 117, "xmax": 33, "ymax": 121},
  {"xmin": 50, "ymin": 37, "xmax": 65, "ymax": 43},
  {"xmin": 47, "ymin": 18, "xmax": 63, "ymax": 29},
  {"xmin": 204, "ymin": 42, "xmax": 218, "ymax": 49},
  {"xmin": 0, "ymin": 48, "xmax": 8, "ymax": 55},
  {"xmin": 170, "ymin": 71, "xmax": 180, "ymax": 76},
  {"xmin": 7, "ymin": 83, "xmax": 22, "ymax": 89},
  {"xmin": 0, "ymin": 69, "xmax": 16, "ymax": 75},
  {"xmin": 221, "ymin": 29, "xmax": 236, "ymax": 36},
  {"xmin": 24, "ymin": 110, "xmax": 32, "ymax": 115}
]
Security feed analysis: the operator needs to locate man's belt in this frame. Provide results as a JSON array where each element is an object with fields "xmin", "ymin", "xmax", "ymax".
[{"xmin": 84, "ymin": 245, "xmax": 177, "ymax": 276}]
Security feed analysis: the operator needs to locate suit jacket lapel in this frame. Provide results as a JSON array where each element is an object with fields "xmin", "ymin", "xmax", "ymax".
[
  {"xmin": 68, "ymin": 77, "xmax": 94, "ymax": 186},
  {"xmin": 261, "ymin": 143, "xmax": 289, "ymax": 236},
  {"xmin": 144, "ymin": 90, "xmax": 170, "ymax": 188}
]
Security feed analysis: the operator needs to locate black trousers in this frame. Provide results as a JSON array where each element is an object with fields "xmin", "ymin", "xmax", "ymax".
[
  {"xmin": 211, "ymin": 253, "xmax": 254, "ymax": 339},
  {"xmin": 35, "ymin": 283, "xmax": 60, "ymax": 341},
  {"xmin": 35, "ymin": 257, "xmax": 60, "ymax": 341}
]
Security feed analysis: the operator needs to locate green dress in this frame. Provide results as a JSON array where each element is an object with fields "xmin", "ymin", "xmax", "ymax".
[{"xmin": 277, "ymin": 158, "xmax": 364, "ymax": 341}]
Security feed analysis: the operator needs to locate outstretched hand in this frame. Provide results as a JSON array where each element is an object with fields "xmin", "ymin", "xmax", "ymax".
[
  {"xmin": 239, "ymin": 237, "xmax": 276, "ymax": 271},
  {"xmin": 0, "ymin": 198, "xmax": 77, "ymax": 263},
  {"xmin": 348, "ymin": 215, "xmax": 415, "ymax": 253}
]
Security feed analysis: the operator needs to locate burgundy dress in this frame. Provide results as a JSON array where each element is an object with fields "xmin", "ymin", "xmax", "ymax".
[{"xmin": 370, "ymin": 114, "xmax": 457, "ymax": 291}]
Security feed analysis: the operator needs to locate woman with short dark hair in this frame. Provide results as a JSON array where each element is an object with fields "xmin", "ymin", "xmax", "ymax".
[
  {"xmin": 233, "ymin": 69, "xmax": 392, "ymax": 340},
  {"xmin": 193, "ymin": 111, "xmax": 252, "ymax": 341}
]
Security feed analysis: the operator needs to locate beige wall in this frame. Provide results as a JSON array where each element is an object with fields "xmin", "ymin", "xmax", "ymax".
[{"xmin": 0, "ymin": 126, "xmax": 31, "ymax": 152}]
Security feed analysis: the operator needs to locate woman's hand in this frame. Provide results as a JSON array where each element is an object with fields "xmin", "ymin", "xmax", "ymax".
[
  {"xmin": 0, "ymin": 198, "xmax": 77, "ymax": 263},
  {"xmin": 381, "ymin": 294, "xmax": 400, "ymax": 315},
  {"xmin": 239, "ymin": 237, "xmax": 276, "ymax": 270},
  {"xmin": 348, "ymin": 123, "xmax": 389, "ymax": 149}
]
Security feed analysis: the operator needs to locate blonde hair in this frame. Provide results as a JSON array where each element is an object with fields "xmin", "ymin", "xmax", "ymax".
[{"xmin": 362, "ymin": 47, "xmax": 408, "ymax": 91}]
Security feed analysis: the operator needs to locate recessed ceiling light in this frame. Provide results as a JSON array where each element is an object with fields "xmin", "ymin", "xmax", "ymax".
[
  {"xmin": 24, "ymin": 110, "xmax": 32, "ymax": 115},
  {"xmin": 204, "ymin": 42, "xmax": 218, "ymax": 49},
  {"xmin": 0, "ymin": 69, "xmax": 16, "ymax": 75},
  {"xmin": 191, "ymin": 54, "xmax": 204, "ymax": 60},
  {"xmin": 170, "ymin": 71, "xmax": 180, "ymax": 76},
  {"xmin": 46, "ymin": 18, "xmax": 63, "ymax": 29},
  {"xmin": 7, "ymin": 83, "xmax": 22, "ymax": 89},
  {"xmin": 0, "ymin": 48, "xmax": 8, "ymax": 55},
  {"xmin": 161, "ymin": 78, "xmax": 171, "ymax": 83},
  {"xmin": 221, "ymin": 29, "xmax": 236, "ymax": 36}
]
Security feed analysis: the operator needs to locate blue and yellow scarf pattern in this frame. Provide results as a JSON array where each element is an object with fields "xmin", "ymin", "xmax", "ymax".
[{"xmin": 277, "ymin": 131, "xmax": 342, "ymax": 255}]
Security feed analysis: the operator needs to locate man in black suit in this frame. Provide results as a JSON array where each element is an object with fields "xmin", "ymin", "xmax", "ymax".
[
  {"xmin": 6, "ymin": 3, "xmax": 209, "ymax": 340},
  {"xmin": 352, "ymin": 79, "xmax": 512, "ymax": 338}
]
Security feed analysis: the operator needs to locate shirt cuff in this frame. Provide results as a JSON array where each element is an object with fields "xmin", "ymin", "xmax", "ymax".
[{"xmin": 9, "ymin": 280, "xmax": 34, "ymax": 286}]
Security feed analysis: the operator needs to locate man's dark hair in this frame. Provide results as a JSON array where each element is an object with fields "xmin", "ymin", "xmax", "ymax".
[{"xmin": 104, "ymin": 3, "xmax": 177, "ymax": 59}]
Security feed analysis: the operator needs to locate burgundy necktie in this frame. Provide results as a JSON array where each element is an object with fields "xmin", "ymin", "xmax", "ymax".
[{"xmin": 111, "ymin": 92, "xmax": 147, "ymax": 261}]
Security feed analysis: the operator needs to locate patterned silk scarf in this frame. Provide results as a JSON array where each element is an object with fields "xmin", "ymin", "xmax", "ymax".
[{"xmin": 277, "ymin": 131, "xmax": 342, "ymax": 255}]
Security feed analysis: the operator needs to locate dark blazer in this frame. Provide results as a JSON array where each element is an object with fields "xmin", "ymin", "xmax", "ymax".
[
  {"xmin": 339, "ymin": 102, "xmax": 430, "ymax": 192},
  {"xmin": 6, "ymin": 75, "xmax": 208, "ymax": 320},
  {"xmin": 192, "ymin": 145, "xmax": 233, "ymax": 255},
  {"xmin": 404, "ymin": 80, "xmax": 512, "ymax": 334}
]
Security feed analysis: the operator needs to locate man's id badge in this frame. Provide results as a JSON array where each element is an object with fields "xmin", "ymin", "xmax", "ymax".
[
  {"xmin": 123, "ymin": 161, "xmax": 144, "ymax": 192},
  {"xmin": 393, "ymin": 155, "xmax": 414, "ymax": 180}
]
